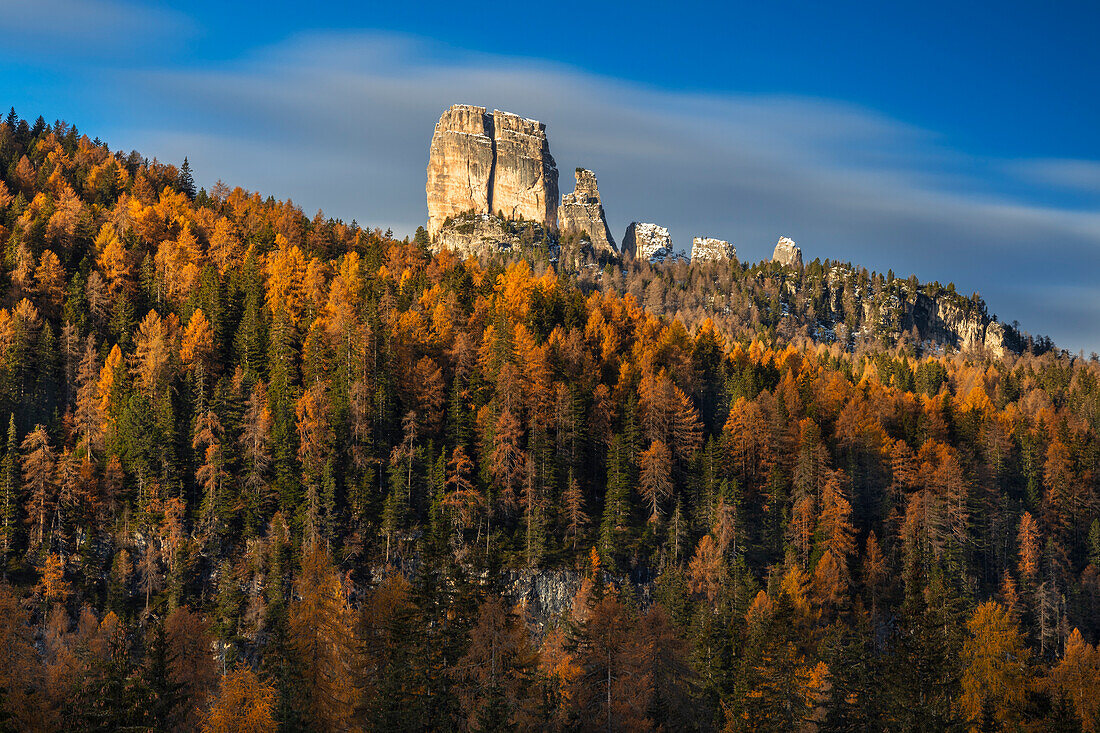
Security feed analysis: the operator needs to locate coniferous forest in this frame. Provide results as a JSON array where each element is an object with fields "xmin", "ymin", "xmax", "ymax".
[{"xmin": 1, "ymin": 110, "xmax": 1099, "ymax": 731}]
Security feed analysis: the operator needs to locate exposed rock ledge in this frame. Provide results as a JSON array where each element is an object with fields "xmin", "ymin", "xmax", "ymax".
[
  {"xmin": 623, "ymin": 222, "xmax": 675, "ymax": 262},
  {"xmin": 502, "ymin": 569, "xmax": 653, "ymax": 633},
  {"xmin": 691, "ymin": 237, "xmax": 736, "ymax": 263},
  {"xmin": 432, "ymin": 213, "xmax": 554, "ymax": 259},
  {"xmin": 905, "ymin": 293, "xmax": 1009, "ymax": 358}
]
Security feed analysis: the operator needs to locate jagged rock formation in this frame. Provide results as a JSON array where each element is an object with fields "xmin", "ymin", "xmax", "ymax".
[
  {"xmin": 652, "ymin": 249, "xmax": 689, "ymax": 264},
  {"xmin": 423, "ymin": 109, "xmax": 1016, "ymax": 358},
  {"xmin": 814, "ymin": 265, "xmax": 1015, "ymax": 357},
  {"xmin": 502, "ymin": 570, "xmax": 583, "ymax": 632},
  {"xmin": 489, "ymin": 110, "xmax": 558, "ymax": 228},
  {"xmin": 426, "ymin": 105, "xmax": 558, "ymax": 242},
  {"xmin": 690, "ymin": 237, "xmax": 736, "ymax": 263},
  {"xmin": 433, "ymin": 213, "xmax": 554, "ymax": 259},
  {"xmin": 502, "ymin": 569, "xmax": 653, "ymax": 633},
  {"xmin": 425, "ymin": 105, "xmax": 495, "ymax": 238},
  {"xmin": 623, "ymin": 222, "xmax": 676, "ymax": 262},
  {"xmin": 983, "ymin": 321, "xmax": 1009, "ymax": 357},
  {"xmin": 559, "ymin": 168, "xmax": 616, "ymax": 256},
  {"xmin": 903, "ymin": 293, "xmax": 1009, "ymax": 358},
  {"xmin": 773, "ymin": 236, "xmax": 803, "ymax": 268}
]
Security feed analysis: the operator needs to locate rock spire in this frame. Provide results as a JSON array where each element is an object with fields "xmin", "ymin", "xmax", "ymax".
[
  {"xmin": 559, "ymin": 168, "xmax": 616, "ymax": 256},
  {"xmin": 772, "ymin": 236, "xmax": 803, "ymax": 268}
]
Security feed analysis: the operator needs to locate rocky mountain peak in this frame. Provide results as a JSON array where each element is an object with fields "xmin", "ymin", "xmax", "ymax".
[
  {"xmin": 425, "ymin": 105, "xmax": 495, "ymax": 238},
  {"xmin": 559, "ymin": 168, "xmax": 616, "ymax": 256},
  {"xmin": 772, "ymin": 236, "xmax": 803, "ymax": 268},
  {"xmin": 623, "ymin": 222, "xmax": 678, "ymax": 262},
  {"xmin": 425, "ymin": 104, "xmax": 558, "ymax": 244},
  {"xmin": 488, "ymin": 109, "xmax": 558, "ymax": 228},
  {"xmin": 690, "ymin": 237, "xmax": 736, "ymax": 263}
]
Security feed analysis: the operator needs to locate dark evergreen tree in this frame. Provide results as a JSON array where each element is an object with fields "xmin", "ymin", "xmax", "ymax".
[{"xmin": 178, "ymin": 156, "xmax": 196, "ymax": 200}]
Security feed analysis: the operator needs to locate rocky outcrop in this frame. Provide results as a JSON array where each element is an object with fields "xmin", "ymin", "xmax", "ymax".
[
  {"xmin": 502, "ymin": 569, "xmax": 655, "ymax": 633},
  {"xmin": 983, "ymin": 321, "xmax": 1008, "ymax": 358},
  {"xmin": 490, "ymin": 110, "xmax": 558, "ymax": 229},
  {"xmin": 772, "ymin": 236, "xmax": 803, "ymax": 268},
  {"xmin": 365, "ymin": 564, "xmax": 653, "ymax": 635},
  {"xmin": 623, "ymin": 222, "xmax": 675, "ymax": 262},
  {"xmin": 426, "ymin": 105, "xmax": 558, "ymax": 242},
  {"xmin": 904, "ymin": 293, "xmax": 1010, "ymax": 358},
  {"xmin": 842, "ymin": 276, "xmax": 1013, "ymax": 357},
  {"xmin": 425, "ymin": 105, "xmax": 495, "ymax": 238},
  {"xmin": 433, "ymin": 213, "xmax": 553, "ymax": 259},
  {"xmin": 691, "ymin": 237, "xmax": 736, "ymax": 263},
  {"xmin": 502, "ymin": 570, "xmax": 584, "ymax": 631},
  {"xmin": 811, "ymin": 265, "xmax": 1019, "ymax": 357},
  {"xmin": 559, "ymin": 168, "xmax": 616, "ymax": 256}
]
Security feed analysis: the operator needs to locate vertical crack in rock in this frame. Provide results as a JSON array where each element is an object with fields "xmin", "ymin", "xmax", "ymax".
[
  {"xmin": 623, "ymin": 222, "xmax": 675, "ymax": 262},
  {"xmin": 426, "ymin": 105, "xmax": 558, "ymax": 243},
  {"xmin": 425, "ymin": 105, "xmax": 495, "ymax": 238}
]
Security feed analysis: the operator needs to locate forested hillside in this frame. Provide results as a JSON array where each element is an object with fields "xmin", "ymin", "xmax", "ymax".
[{"xmin": 0, "ymin": 110, "xmax": 1098, "ymax": 731}]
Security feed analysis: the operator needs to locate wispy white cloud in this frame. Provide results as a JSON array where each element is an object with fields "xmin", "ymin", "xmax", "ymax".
[
  {"xmin": 0, "ymin": 0, "xmax": 191, "ymax": 53},
  {"xmin": 1009, "ymin": 158, "xmax": 1100, "ymax": 196},
  {"xmin": 103, "ymin": 31, "xmax": 1100, "ymax": 352}
]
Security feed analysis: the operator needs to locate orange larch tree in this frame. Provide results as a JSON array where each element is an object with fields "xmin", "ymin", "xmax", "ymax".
[
  {"xmin": 960, "ymin": 601, "xmax": 1029, "ymax": 727},
  {"xmin": 203, "ymin": 667, "xmax": 277, "ymax": 733}
]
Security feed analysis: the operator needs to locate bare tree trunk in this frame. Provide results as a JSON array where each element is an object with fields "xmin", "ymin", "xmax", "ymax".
[{"xmin": 607, "ymin": 646, "xmax": 612, "ymax": 733}]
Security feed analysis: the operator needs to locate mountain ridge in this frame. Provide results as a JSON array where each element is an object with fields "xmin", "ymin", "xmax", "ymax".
[{"xmin": 423, "ymin": 104, "xmax": 1040, "ymax": 357}]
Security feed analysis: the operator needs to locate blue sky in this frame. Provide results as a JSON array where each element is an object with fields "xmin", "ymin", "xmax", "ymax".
[{"xmin": 1, "ymin": 0, "xmax": 1099, "ymax": 352}]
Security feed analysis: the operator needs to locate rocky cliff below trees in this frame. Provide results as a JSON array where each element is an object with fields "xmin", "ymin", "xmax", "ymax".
[
  {"xmin": 817, "ymin": 265, "xmax": 1014, "ymax": 357},
  {"xmin": 902, "ymin": 291, "xmax": 1009, "ymax": 357},
  {"xmin": 591, "ymin": 255, "xmax": 1025, "ymax": 358}
]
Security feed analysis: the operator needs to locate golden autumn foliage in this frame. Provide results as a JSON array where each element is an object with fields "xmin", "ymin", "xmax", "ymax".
[
  {"xmin": 95, "ymin": 223, "xmax": 132, "ymax": 293},
  {"xmin": 1047, "ymin": 629, "xmax": 1100, "ymax": 732},
  {"xmin": 38, "ymin": 552, "xmax": 70, "ymax": 603},
  {"xmin": 96, "ymin": 343, "xmax": 122, "ymax": 414},
  {"xmin": 688, "ymin": 533, "xmax": 725, "ymax": 605},
  {"xmin": 34, "ymin": 250, "xmax": 65, "ymax": 309},
  {"xmin": 264, "ymin": 235, "xmax": 307, "ymax": 322},
  {"xmin": 960, "ymin": 601, "xmax": 1029, "ymax": 725},
  {"xmin": 203, "ymin": 667, "xmax": 277, "ymax": 733},
  {"xmin": 180, "ymin": 308, "xmax": 214, "ymax": 369},
  {"xmin": 133, "ymin": 309, "xmax": 173, "ymax": 396},
  {"xmin": 0, "ymin": 109, "xmax": 1097, "ymax": 731},
  {"xmin": 287, "ymin": 548, "xmax": 356, "ymax": 731},
  {"xmin": 1018, "ymin": 511, "xmax": 1041, "ymax": 582}
]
